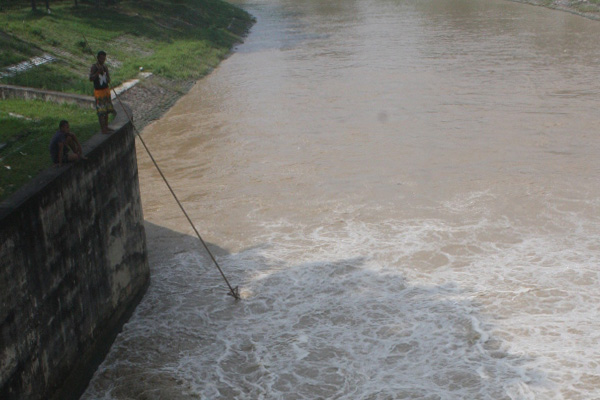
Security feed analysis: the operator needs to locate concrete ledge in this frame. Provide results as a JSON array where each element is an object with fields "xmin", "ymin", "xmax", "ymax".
[
  {"xmin": 1, "ymin": 74, "xmax": 152, "ymax": 109},
  {"xmin": 0, "ymin": 84, "xmax": 94, "ymax": 108}
]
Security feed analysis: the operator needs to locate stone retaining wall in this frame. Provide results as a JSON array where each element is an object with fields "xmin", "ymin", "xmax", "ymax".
[{"xmin": 0, "ymin": 101, "xmax": 150, "ymax": 400}]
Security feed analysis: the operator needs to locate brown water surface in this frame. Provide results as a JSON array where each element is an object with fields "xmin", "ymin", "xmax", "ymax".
[{"xmin": 83, "ymin": 0, "xmax": 600, "ymax": 398}]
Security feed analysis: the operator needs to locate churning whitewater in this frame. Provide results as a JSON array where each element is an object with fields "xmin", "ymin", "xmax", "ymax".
[{"xmin": 83, "ymin": 0, "xmax": 600, "ymax": 398}]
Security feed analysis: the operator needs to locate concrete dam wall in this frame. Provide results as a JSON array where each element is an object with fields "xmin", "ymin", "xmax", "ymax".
[{"xmin": 0, "ymin": 102, "xmax": 150, "ymax": 400}]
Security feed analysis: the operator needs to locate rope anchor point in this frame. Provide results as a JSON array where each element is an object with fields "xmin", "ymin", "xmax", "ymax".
[{"xmin": 228, "ymin": 286, "xmax": 241, "ymax": 300}]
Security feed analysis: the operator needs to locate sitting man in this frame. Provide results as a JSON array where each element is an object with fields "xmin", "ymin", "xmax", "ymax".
[{"xmin": 49, "ymin": 120, "xmax": 86, "ymax": 167}]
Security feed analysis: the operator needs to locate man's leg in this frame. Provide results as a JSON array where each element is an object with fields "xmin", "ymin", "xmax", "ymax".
[
  {"xmin": 67, "ymin": 152, "xmax": 80, "ymax": 162},
  {"xmin": 98, "ymin": 112, "xmax": 108, "ymax": 134},
  {"xmin": 104, "ymin": 114, "xmax": 112, "ymax": 133},
  {"xmin": 66, "ymin": 136, "xmax": 84, "ymax": 159},
  {"xmin": 104, "ymin": 114, "xmax": 115, "ymax": 133}
]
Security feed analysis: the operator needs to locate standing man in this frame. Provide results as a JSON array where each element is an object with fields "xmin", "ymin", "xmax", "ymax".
[
  {"xmin": 89, "ymin": 50, "xmax": 116, "ymax": 134},
  {"xmin": 50, "ymin": 120, "xmax": 86, "ymax": 167}
]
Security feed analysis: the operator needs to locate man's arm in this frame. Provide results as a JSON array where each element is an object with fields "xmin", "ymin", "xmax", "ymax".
[{"xmin": 89, "ymin": 64, "xmax": 101, "ymax": 82}]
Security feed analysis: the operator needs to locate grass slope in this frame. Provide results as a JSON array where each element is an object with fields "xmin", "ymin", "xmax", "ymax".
[
  {"xmin": 0, "ymin": 0, "xmax": 254, "ymax": 201},
  {"xmin": 0, "ymin": 0, "xmax": 253, "ymax": 93},
  {"xmin": 0, "ymin": 100, "xmax": 98, "ymax": 200}
]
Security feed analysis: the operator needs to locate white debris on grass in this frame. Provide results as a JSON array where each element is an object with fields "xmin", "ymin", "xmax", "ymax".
[{"xmin": 0, "ymin": 54, "xmax": 56, "ymax": 79}]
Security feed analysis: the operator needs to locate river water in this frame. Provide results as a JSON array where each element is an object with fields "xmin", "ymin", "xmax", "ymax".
[{"xmin": 82, "ymin": 0, "xmax": 600, "ymax": 398}]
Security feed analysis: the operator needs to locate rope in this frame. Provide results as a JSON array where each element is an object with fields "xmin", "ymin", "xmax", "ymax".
[
  {"xmin": 83, "ymin": 35, "xmax": 240, "ymax": 300},
  {"xmin": 113, "ymin": 91, "xmax": 240, "ymax": 300}
]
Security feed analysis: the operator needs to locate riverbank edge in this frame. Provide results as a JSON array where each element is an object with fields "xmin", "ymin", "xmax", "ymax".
[
  {"xmin": 114, "ymin": 30, "xmax": 253, "ymax": 132},
  {"xmin": 119, "ymin": 0, "xmax": 600, "ymax": 130},
  {"xmin": 507, "ymin": 0, "xmax": 600, "ymax": 21},
  {"xmin": 105, "ymin": 4, "xmax": 254, "ymax": 130}
]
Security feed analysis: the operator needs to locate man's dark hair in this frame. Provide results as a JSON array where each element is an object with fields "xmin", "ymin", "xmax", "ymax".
[
  {"xmin": 59, "ymin": 120, "xmax": 69, "ymax": 129},
  {"xmin": 97, "ymin": 50, "xmax": 107, "ymax": 58}
]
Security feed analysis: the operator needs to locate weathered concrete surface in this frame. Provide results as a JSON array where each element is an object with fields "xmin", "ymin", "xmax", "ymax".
[
  {"xmin": 0, "ymin": 84, "xmax": 94, "ymax": 108},
  {"xmin": 0, "ymin": 102, "xmax": 149, "ymax": 400}
]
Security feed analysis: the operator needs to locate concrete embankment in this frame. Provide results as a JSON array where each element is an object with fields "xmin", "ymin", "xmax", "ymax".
[
  {"xmin": 0, "ymin": 83, "xmax": 94, "ymax": 108},
  {"xmin": 0, "ymin": 100, "xmax": 149, "ymax": 400}
]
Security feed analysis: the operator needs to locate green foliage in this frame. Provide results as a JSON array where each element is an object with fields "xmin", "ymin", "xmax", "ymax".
[
  {"xmin": 140, "ymin": 40, "xmax": 227, "ymax": 79},
  {"xmin": 76, "ymin": 38, "xmax": 93, "ymax": 54},
  {"xmin": 575, "ymin": 3, "xmax": 600, "ymax": 12},
  {"xmin": 0, "ymin": 0, "xmax": 254, "ymax": 93},
  {"xmin": 30, "ymin": 27, "xmax": 44, "ymax": 38},
  {"xmin": 0, "ymin": 99, "xmax": 98, "ymax": 201},
  {"xmin": 0, "ymin": 0, "xmax": 254, "ymax": 199},
  {"xmin": 0, "ymin": 33, "xmax": 42, "ymax": 68}
]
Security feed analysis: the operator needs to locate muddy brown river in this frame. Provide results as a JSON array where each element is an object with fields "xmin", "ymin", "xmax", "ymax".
[{"xmin": 82, "ymin": 0, "xmax": 600, "ymax": 398}]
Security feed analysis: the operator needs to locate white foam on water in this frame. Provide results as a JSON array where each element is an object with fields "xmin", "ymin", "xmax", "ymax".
[
  {"xmin": 83, "ymin": 191, "xmax": 600, "ymax": 399},
  {"xmin": 82, "ymin": 0, "xmax": 600, "ymax": 396}
]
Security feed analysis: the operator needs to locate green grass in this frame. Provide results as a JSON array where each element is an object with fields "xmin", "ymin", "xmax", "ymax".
[
  {"xmin": 0, "ymin": 31, "xmax": 42, "ymax": 68},
  {"xmin": 0, "ymin": 0, "xmax": 254, "ymax": 94},
  {"xmin": 0, "ymin": 0, "xmax": 253, "ymax": 200},
  {"xmin": 575, "ymin": 3, "xmax": 600, "ymax": 13},
  {"xmin": 140, "ymin": 39, "xmax": 227, "ymax": 79},
  {"xmin": 1, "ymin": 62, "xmax": 91, "ymax": 92},
  {"xmin": 0, "ymin": 99, "xmax": 98, "ymax": 201}
]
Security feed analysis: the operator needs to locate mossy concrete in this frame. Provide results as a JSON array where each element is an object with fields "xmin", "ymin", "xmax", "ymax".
[{"xmin": 0, "ymin": 101, "xmax": 150, "ymax": 400}]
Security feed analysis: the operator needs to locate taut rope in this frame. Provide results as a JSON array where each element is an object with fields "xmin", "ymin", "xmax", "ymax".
[{"xmin": 84, "ymin": 35, "xmax": 240, "ymax": 300}]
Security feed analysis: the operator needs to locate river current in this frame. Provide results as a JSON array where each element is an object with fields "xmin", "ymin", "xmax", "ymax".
[{"xmin": 82, "ymin": 0, "xmax": 600, "ymax": 398}]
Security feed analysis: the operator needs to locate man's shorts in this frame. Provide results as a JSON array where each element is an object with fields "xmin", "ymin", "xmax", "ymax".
[{"xmin": 94, "ymin": 88, "xmax": 115, "ymax": 116}]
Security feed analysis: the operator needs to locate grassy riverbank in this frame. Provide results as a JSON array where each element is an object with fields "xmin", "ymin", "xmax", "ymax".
[
  {"xmin": 0, "ymin": 0, "xmax": 254, "ymax": 92},
  {"xmin": 0, "ymin": 100, "xmax": 98, "ymax": 199},
  {"xmin": 2, "ymin": 0, "xmax": 597, "ymax": 202},
  {"xmin": 0, "ymin": 0, "xmax": 254, "ymax": 201}
]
